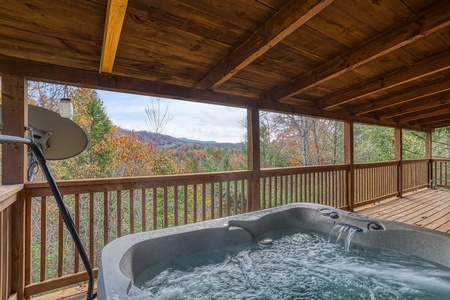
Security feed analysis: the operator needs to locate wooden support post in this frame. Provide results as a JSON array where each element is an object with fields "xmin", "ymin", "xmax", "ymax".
[
  {"xmin": 344, "ymin": 122, "xmax": 354, "ymax": 211},
  {"xmin": 395, "ymin": 128, "xmax": 403, "ymax": 197},
  {"xmin": 425, "ymin": 131, "xmax": 433, "ymax": 187},
  {"xmin": 247, "ymin": 108, "xmax": 260, "ymax": 212},
  {"xmin": 1, "ymin": 75, "xmax": 28, "ymax": 300}
]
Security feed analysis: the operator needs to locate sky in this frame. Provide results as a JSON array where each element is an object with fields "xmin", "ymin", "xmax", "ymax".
[{"xmin": 97, "ymin": 90, "xmax": 248, "ymax": 143}]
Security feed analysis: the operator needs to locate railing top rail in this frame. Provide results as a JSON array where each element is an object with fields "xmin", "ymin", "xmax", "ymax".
[
  {"xmin": 261, "ymin": 164, "xmax": 349, "ymax": 177},
  {"xmin": 431, "ymin": 158, "xmax": 450, "ymax": 162},
  {"xmin": 402, "ymin": 158, "xmax": 429, "ymax": 164},
  {"xmin": 0, "ymin": 184, "xmax": 24, "ymax": 212},
  {"xmin": 354, "ymin": 158, "xmax": 429, "ymax": 169},
  {"xmin": 25, "ymin": 170, "xmax": 252, "ymax": 197}
]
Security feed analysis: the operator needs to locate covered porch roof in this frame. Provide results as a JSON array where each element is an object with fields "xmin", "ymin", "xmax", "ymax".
[{"xmin": 1, "ymin": 0, "xmax": 450, "ymax": 131}]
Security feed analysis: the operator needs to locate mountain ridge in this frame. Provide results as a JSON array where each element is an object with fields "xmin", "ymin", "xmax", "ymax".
[{"xmin": 117, "ymin": 128, "xmax": 242, "ymax": 149}]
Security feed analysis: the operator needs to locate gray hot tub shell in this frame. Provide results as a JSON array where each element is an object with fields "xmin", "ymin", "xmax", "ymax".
[{"xmin": 97, "ymin": 203, "xmax": 450, "ymax": 299}]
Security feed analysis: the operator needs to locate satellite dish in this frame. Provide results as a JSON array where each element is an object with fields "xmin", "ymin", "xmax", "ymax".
[{"xmin": 0, "ymin": 104, "xmax": 88, "ymax": 160}]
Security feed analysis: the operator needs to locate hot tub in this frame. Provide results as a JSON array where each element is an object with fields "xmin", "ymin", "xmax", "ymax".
[{"xmin": 98, "ymin": 203, "xmax": 450, "ymax": 299}]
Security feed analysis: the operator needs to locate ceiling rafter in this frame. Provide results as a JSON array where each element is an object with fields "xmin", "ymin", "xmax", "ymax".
[
  {"xmin": 264, "ymin": 0, "xmax": 450, "ymax": 102},
  {"xmin": 375, "ymin": 91, "xmax": 450, "ymax": 120},
  {"xmin": 317, "ymin": 49, "xmax": 450, "ymax": 110},
  {"xmin": 399, "ymin": 107, "xmax": 450, "ymax": 124},
  {"xmin": 99, "ymin": 0, "xmax": 128, "ymax": 73},
  {"xmin": 414, "ymin": 114, "xmax": 450, "ymax": 127},
  {"xmin": 351, "ymin": 78, "xmax": 450, "ymax": 116},
  {"xmin": 195, "ymin": 0, "xmax": 334, "ymax": 90}
]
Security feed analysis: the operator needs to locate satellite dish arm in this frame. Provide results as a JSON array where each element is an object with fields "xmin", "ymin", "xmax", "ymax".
[{"xmin": 0, "ymin": 134, "xmax": 96, "ymax": 300}]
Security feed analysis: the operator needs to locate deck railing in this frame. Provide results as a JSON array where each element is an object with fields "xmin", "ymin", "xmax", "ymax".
[
  {"xmin": 260, "ymin": 164, "xmax": 349, "ymax": 210},
  {"xmin": 402, "ymin": 159, "xmax": 429, "ymax": 192},
  {"xmin": 21, "ymin": 159, "xmax": 432, "ymax": 297},
  {"xmin": 23, "ymin": 171, "xmax": 251, "ymax": 298},
  {"xmin": 0, "ymin": 184, "xmax": 23, "ymax": 300},
  {"xmin": 354, "ymin": 161, "xmax": 398, "ymax": 207},
  {"xmin": 431, "ymin": 159, "xmax": 450, "ymax": 188}
]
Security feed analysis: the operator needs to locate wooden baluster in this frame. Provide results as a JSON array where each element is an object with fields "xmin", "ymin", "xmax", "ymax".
[
  {"xmin": 103, "ymin": 192, "xmax": 108, "ymax": 247},
  {"xmin": 226, "ymin": 181, "xmax": 230, "ymax": 217},
  {"xmin": 40, "ymin": 197, "xmax": 47, "ymax": 281},
  {"xmin": 219, "ymin": 182, "xmax": 223, "ymax": 218},
  {"xmin": 163, "ymin": 187, "xmax": 168, "ymax": 228},
  {"xmin": 89, "ymin": 193, "xmax": 94, "ymax": 266},
  {"xmin": 183, "ymin": 185, "xmax": 188, "ymax": 224},
  {"xmin": 193, "ymin": 185, "xmax": 198, "ymax": 222},
  {"xmin": 117, "ymin": 191, "xmax": 122, "ymax": 237},
  {"xmin": 234, "ymin": 181, "xmax": 238, "ymax": 215},
  {"xmin": 174, "ymin": 186, "xmax": 178, "ymax": 226},
  {"xmin": 75, "ymin": 195, "xmax": 80, "ymax": 273},
  {"xmin": 130, "ymin": 190, "xmax": 134, "ymax": 234},
  {"xmin": 268, "ymin": 177, "xmax": 272, "ymax": 208},
  {"xmin": 58, "ymin": 212, "xmax": 64, "ymax": 277},
  {"xmin": 141, "ymin": 189, "xmax": 146, "ymax": 232},
  {"xmin": 211, "ymin": 183, "xmax": 215, "ymax": 220},
  {"xmin": 202, "ymin": 183, "xmax": 206, "ymax": 221},
  {"xmin": 152, "ymin": 187, "xmax": 157, "ymax": 230}
]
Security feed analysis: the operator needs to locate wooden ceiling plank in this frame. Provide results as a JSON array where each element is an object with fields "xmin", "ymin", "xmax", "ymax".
[
  {"xmin": 407, "ymin": 111, "xmax": 450, "ymax": 126},
  {"xmin": 376, "ymin": 91, "xmax": 450, "ymax": 120},
  {"xmin": 0, "ymin": 56, "xmax": 431, "ymax": 133},
  {"xmin": 351, "ymin": 78, "xmax": 450, "ymax": 116},
  {"xmin": 99, "ymin": 0, "xmax": 128, "ymax": 73},
  {"xmin": 410, "ymin": 113, "xmax": 450, "ymax": 127},
  {"xmin": 195, "ymin": 0, "xmax": 334, "ymax": 90},
  {"xmin": 318, "ymin": 48, "xmax": 450, "ymax": 110},
  {"xmin": 264, "ymin": 0, "xmax": 450, "ymax": 102},
  {"xmin": 395, "ymin": 106, "xmax": 450, "ymax": 123}
]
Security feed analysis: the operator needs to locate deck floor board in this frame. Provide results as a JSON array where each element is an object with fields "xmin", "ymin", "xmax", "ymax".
[{"xmin": 356, "ymin": 189, "xmax": 450, "ymax": 234}]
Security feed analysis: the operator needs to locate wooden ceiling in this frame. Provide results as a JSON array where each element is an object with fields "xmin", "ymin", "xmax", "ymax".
[{"xmin": 2, "ymin": 0, "xmax": 450, "ymax": 132}]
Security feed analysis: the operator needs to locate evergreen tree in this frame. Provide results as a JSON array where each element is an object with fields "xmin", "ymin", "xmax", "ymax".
[{"xmin": 58, "ymin": 88, "xmax": 114, "ymax": 179}]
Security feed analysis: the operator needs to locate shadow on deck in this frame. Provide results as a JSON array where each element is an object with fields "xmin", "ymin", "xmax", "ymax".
[{"xmin": 356, "ymin": 188, "xmax": 450, "ymax": 234}]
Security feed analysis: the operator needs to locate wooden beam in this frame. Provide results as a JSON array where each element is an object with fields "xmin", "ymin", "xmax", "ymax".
[
  {"xmin": 375, "ymin": 91, "xmax": 450, "ymax": 120},
  {"xmin": 196, "ymin": 0, "xmax": 334, "ymax": 90},
  {"xmin": 100, "ymin": 0, "xmax": 128, "ymax": 73},
  {"xmin": 0, "ymin": 56, "xmax": 432, "ymax": 133},
  {"xmin": 264, "ymin": 1, "xmax": 450, "ymax": 102},
  {"xmin": 352, "ymin": 78, "xmax": 450, "ymax": 116},
  {"xmin": 1, "ymin": 75, "xmax": 27, "ymax": 300},
  {"xmin": 395, "ymin": 128, "xmax": 403, "ymax": 197},
  {"xmin": 0, "ymin": 56, "xmax": 258, "ymax": 109},
  {"xmin": 247, "ymin": 108, "xmax": 261, "ymax": 211},
  {"xmin": 318, "ymin": 49, "xmax": 450, "ymax": 110},
  {"xmin": 344, "ymin": 122, "xmax": 354, "ymax": 211}
]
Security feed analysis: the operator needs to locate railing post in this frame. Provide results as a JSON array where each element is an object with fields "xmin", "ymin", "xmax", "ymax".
[
  {"xmin": 247, "ymin": 108, "xmax": 260, "ymax": 212},
  {"xmin": 344, "ymin": 122, "xmax": 354, "ymax": 211},
  {"xmin": 425, "ymin": 131, "xmax": 432, "ymax": 187},
  {"xmin": 395, "ymin": 128, "xmax": 403, "ymax": 197},
  {"xmin": 1, "ymin": 75, "xmax": 28, "ymax": 300}
]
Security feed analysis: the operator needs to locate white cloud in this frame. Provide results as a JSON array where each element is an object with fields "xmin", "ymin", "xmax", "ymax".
[{"xmin": 97, "ymin": 90, "xmax": 247, "ymax": 143}]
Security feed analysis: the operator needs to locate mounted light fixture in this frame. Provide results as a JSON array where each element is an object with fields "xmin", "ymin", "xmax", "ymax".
[{"xmin": 59, "ymin": 85, "xmax": 74, "ymax": 118}]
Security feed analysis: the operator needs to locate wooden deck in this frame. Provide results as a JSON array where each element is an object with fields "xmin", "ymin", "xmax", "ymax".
[{"xmin": 356, "ymin": 188, "xmax": 450, "ymax": 234}]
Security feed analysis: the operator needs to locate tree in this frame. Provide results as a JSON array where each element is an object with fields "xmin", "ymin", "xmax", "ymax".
[
  {"xmin": 110, "ymin": 130, "xmax": 155, "ymax": 177},
  {"xmin": 57, "ymin": 88, "xmax": 115, "ymax": 179},
  {"xmin": 354, "ymin": 124, "xmax": 395, "ymax": 163},
  {"xmin": 145, "ymin": 97, "xmax": 173, "ymax": 145}
]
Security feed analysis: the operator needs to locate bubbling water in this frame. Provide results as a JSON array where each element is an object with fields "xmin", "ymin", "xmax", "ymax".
[{"xmin": 136, "ymin": 229, "xmax": 450, "ymax": 300}]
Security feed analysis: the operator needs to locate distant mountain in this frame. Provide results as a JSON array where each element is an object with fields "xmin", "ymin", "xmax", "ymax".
[{"xmin": 116, "ymin": 128, "xmax": 242, "ymax": 149}]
